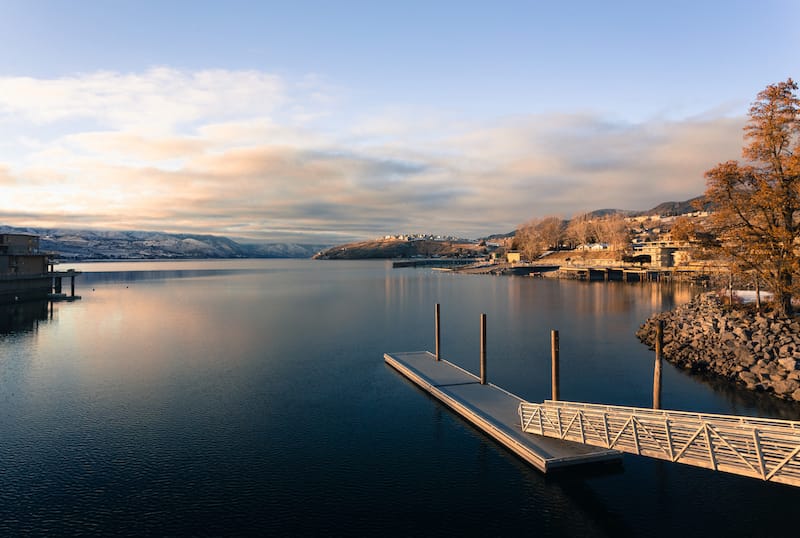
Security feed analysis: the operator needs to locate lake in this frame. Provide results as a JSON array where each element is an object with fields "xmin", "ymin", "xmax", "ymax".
[{"xmin": 1, "ymin": 259, "xmax": 799, "ymax": 536}]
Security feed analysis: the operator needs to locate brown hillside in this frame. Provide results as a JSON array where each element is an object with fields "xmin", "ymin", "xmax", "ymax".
[{"xmin": 313, "ymin": 239, "xmax": 487, "ymax": 259}]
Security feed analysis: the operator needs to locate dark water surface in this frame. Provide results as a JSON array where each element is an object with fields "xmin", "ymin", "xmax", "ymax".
[{"xmin": 1, "ymin": 259, "xmax": 799, "ymax": 536}]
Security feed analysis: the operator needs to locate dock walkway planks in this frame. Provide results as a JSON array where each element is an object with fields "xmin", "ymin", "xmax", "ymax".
[{"xmin": 384, "ymin": 351, "xmax": 621, "ymax": 473}]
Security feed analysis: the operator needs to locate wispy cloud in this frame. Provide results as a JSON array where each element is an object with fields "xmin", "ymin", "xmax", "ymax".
[
  {"xmin": 0, "ymin": 68, "xmax": 286, "ymax": 132},
  {"xmin": 0, "ymin": 68, "xmax": 746, "ymax": 242}
]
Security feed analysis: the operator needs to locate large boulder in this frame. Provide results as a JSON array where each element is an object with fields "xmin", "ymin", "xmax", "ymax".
[{"xmin": 638, "ymin": 292, "xmax": 800, "ymax": 402}]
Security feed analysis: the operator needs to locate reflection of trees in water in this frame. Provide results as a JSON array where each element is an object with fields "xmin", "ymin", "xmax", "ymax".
[
  {"xmin": 571, "ymin": 282, "xmax": 698, "ymax": 316},
  {"xmin": 0, "ymin": 300, "xmax": 48, "ymax": 335}
]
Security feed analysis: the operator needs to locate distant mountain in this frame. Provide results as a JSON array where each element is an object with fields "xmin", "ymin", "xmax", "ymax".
[
  {"xmin": 575, "ymin": 196, "xmax": 708, "ymax": 220},
  {"xmin": 2, "ymin": 196, "xmax": 709, "ymax": 260},
  {"xmin": 0, "ymin": 225, "xmax": 328, "ymax": 260},
  {"xmin": 584, "ymin": 208, "xmax": 636, "ymax": 219},
  {"xmin": 481, "ymin": 231, "xmax": 515, "ymax": 241},
  {"xmin": 638, "ymin": 196, "xmax": 708, "ymax": 217}
]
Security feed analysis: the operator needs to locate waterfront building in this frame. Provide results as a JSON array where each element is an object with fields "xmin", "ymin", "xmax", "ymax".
[{"xmin": 0, "ymin": 233, "xmax": 79, "ymax": 302}]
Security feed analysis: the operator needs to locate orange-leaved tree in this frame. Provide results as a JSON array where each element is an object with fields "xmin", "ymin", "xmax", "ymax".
[{"xmin": 704, "ymin": 79, "xmax": 800, "ymax": 316}]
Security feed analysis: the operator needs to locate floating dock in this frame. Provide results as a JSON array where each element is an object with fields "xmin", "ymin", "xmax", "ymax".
[{"xmin": 384, "ymin": 351, "xmax": 621, "ymax": 472}]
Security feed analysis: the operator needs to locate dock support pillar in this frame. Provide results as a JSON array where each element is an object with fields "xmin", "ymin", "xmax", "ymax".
[
  {"xmin": 755, "ymin": 276, "xmax": 761, "ymax": 313},
  {"xmin": 54, "ymin": 277, "xmax": 62, "ymax": 294},
  {"xmin": 480, "ymin": 313, "xmax": 487, "ymax": 385},
  {"xmin": 653, "ymin": 320, "xmax": 663, "ymax": 409},
  {"xmin": 551, "ymin": 329, "xmax": 560, "ymax": 401},
  {"xmin": 435, "ymin": 303, "xmax": 441, "ymax": 361},
  {"xmin": 70, "ymin": 275, "xmax": 75, "ymax": 297}
]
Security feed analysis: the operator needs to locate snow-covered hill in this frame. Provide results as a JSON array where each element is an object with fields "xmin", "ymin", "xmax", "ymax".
[{"xmin": 0, "ymin": 226, "xmax": 328, "ymax": 260}]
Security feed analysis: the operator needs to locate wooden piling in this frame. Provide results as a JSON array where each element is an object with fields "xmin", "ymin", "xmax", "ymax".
[
  {"xmin": 653, "ymin": 320, "xmax": 663, "ymax": 409},
  {"xmin": 435, "ymin": 303, "xmax": 441, "ymax": 361},
  {"xmin": 551, "ymin": 329, "xmax": 560, "ymax": 401},
  {"xmin": 480, "ymin": 313, "xmax": 487, "ymax": 385},
  {"xmin": 755, "ymin": 276, "xmax": 761, "ymax": 313},
  {"xmin": 728, "ymin": 271, "xmax": 734, "ymax": 305}
]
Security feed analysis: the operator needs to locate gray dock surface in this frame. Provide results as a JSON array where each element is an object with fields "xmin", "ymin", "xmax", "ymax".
[{"xmin": 384, "ymin": 351, "xmax": 621, "ymax": 472}]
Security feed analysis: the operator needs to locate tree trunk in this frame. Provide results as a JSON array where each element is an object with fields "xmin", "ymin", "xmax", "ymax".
[{"xmin": 778, "ymin": 269, "xmax": 794, "ymax": 316}]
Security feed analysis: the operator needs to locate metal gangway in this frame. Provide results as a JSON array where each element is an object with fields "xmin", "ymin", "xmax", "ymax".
[{"xmin": 519, "ymin": 400, "xmax": 800, "ymax": 487}]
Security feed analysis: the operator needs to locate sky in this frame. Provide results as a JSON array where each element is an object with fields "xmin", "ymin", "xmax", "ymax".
[{"xmin": 0, "ymin": 1, "xmax": 798, "ymax": 244}]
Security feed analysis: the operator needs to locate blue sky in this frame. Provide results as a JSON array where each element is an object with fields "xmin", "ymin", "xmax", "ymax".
[{"xmin": 0, "ymin": 1, "xmax": 797, "ymax": 242}]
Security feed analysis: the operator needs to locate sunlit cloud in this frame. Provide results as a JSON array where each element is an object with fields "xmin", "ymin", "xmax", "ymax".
[
  {"xmin": 0, "ymin": 164, "xmax": 14, "ymax": 185},
  {"xmin": 65, "ymin": 132, "xmax": 207, "ymax": 161},
  {"xmin": 0, "ymin": 68, "xmax": 286, "ymax": 133},
  {"xmin": 0, "ymin": 68, "xmax": 747, "ymax": 242}
]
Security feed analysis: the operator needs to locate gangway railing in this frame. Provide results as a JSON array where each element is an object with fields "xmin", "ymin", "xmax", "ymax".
[{"xmin": 519, "ymin": 400, "xmax": 800, "ymax": 487}]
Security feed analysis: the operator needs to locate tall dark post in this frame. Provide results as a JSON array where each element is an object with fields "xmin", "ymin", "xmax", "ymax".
[
  {"xmin": 480, "ymin": 313, "xmax": 487, "ymax": 385},
  {"xmin": 653, "ymin": 320, "xmax": 663, "ymax": 409},
  {"xmin": 70, "ymin": 275, "xmax": 75, "ymax": 297},
  {"xmin": 728, "ymin": 270, "xmax": 734, "ymax": 305},
  {"xmin": 551, "ymin": 329, "xmax": 560, "ymax": 401},
  {"xmin": 435, "ymin": 303, "xmax": 441, "ymax": 361},
  {"xmin": 755, "ymin": 275, "xmax": 761, "ymax": 313}
]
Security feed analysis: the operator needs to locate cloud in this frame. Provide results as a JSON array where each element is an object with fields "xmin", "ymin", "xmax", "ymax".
[
  {"xmin": 0, "ymin": 68, "xmax": 286, "ymax": 133},
  {"xmin": 65, "ymin": 132, "xmax": 207, "ymax": 161},
  {"xmin": 433, "ymin": 114, "xmax": 744, "ymax": 224},
  {"xmin": 0, "ymin": 68, "xmax": 748, "ymax": 242},
  {"xmin": 0, "ymin": 164, "xmax": 14, "ymax": 184}
]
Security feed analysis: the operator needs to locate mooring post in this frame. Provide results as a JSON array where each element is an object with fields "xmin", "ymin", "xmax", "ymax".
[
  {"xmin": 480, "ymin": 313, "xmax": 487, "ymax": 385},
  {"xmin": 435, "ymin": 303, "xmax": 441, "ymax": 361},
  {"xmin": 755, "ymin": 275, "xmax": 761, "ymax": 313},
  {"xmin": 551, "ymin": 329, "xmax": 560, "ymax": 401},
  {"xmin": 728, "ymin": 270, "xmax": 734, "ymax": 305},
  {"xmin": 653, "ymin": 320, "xmax": 663, "ymax": 409}
]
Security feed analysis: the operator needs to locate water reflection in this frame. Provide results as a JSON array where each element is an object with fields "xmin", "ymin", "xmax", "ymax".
[
  {"xmin": 670, "ymin": 368, "xmax": 800, "ymax": 420},
  {"xmin": 2, "ymin": 260, "xmax": 799, "ymax": 536},
  {"xmin": 0, "ymin": 300, "xmax": 49, "ymax": 335},
  {"xmin": 79, "ymin": 268, "xmax": 264, "ymax": 286}
]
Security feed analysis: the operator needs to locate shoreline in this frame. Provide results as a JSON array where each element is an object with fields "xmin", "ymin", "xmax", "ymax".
[{"xmin": 638, "ymin": 292, "xmax": 800, "ymax": 403}]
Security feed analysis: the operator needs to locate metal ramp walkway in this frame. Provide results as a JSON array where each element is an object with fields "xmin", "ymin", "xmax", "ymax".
[{"xmin": 519, "ymin": 400, "xmax": 800, "ymax": 487}]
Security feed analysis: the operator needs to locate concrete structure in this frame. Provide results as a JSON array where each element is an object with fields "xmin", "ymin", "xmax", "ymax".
[
  {"xmin": 0, "ymin": 234, "xmax": 47, "ymax": 273},
  {"xmin": 633, "ymin": 240, "xmax": 693, "ymax": 268},
  {"xmin": 0, "ymin": 233, "xmax": 80, "ymax": 303},
  {"xmin": 506, "ymin": 251, "xmax": 521, "ymax": 264}
]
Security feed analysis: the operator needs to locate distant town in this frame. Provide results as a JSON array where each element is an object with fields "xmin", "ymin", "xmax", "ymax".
[{"xmin": 314, "ymin": 197, "xmax": 718, "ymax": 277}]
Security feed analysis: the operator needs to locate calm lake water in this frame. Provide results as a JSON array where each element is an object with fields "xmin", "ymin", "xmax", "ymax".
[{"xmin": 1, "ymin": 259, "xmax": 799, "ymax": 536}]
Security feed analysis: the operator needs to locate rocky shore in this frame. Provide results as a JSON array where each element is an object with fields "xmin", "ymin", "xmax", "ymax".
[{"xmin": 637, "ymin": 292, "xmax": 800, "ymax": 402}]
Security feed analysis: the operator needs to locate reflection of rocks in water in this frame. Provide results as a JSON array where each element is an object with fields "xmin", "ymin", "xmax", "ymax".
[
  {"xmin": 685, "ymin": 369, "xmax": 800, "ymax": 420},
  {"xmin": 0, "ymin": 300, "xmax": 48, "ymax": 335}
]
